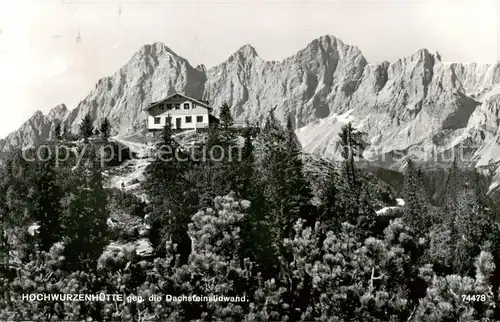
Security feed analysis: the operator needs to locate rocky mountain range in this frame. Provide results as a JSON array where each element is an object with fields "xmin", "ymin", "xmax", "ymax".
[{"xmin": 3, "ymin": 34, "xmax": 500, "ymax": 187}]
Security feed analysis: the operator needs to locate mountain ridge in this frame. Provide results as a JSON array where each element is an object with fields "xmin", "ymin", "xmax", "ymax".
[{"xmin": 3, "ymin": 34, "xmax": 500, "ymax": 182}]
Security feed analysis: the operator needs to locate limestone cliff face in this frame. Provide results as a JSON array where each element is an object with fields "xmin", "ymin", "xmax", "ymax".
[
  {"xmin": 204, "ymin": 35, "xmax": 368, "ymax": 128},
  {"xmin": 4, "ymin": 35, "xmax": 500, "ymax": 180},
  {"xmin": 64, "ymin": 42, "xmax": 206, "ymax": 136},
  {"xmin": 0, "ymin": 105, "xmax": 68, "ymax": 151}
]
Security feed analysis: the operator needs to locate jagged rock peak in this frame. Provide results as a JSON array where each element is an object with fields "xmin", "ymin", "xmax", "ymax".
[
  {"xmin": 196, "ymin": 64, "xmax": 207, "ymax": 73},
  {"xmin": 238, "ymin": 44, "xmax": 258, "ymax": 57},
  {"xmin": 410, "ymin": 48, "xmax": 435, "ymax": 61},
  {"xmin": 435, "ymin": 51, "xmax": 442, "ymax": 62},
  {"xmin": 231, "ymin": 44, "xmax": 259, "ymax": 60},
  {"xmin": 303, "ymin": 34, "xmax": 365, "ymax": 59},
  {"xmin": 314, "ymin": 34, "xmax": 346, "ymax": 47},
  {"xmin": 47, "ymin": 104, "xmax": 68, "ymax": 120},
  {"xmin": 32, "ymin": 110, "xmax": 44, "ymax": 118},
  {"xmin": 134, "ymin": 41, "xmax": 180, "ymax": 59}
]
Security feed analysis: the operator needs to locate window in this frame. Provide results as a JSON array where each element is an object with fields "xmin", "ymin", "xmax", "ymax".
[
  {"xmin": 185, "ymin": 116, "xmax": 192, "ymax": 123},
  {"xmin": 154, "ymin": 117, "xmax": 161, "ymax": 124},
  {"xmin": 196, "ymin": 116, "xmax": 203, "ymax": 123},
  {"xmin": 184, "ymin": 103, "xmax": 190, "ymax": 110},
  {"xmin": 167, "ymin": 104, "xmax": 172, "ymax": 109},
  {"xmin": 158, "ymin": 104, "xmax": 164, "ymax": 110},
  {"xmin": 175, "ymin": 104, "xmax": 180, "ymax": 110}
]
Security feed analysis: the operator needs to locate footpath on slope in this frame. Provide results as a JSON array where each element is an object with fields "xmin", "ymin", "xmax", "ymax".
[
  {"xmin": 104, "ymin": 133, "xmax": 157, "ymax": 203},
  {"xmin": 99, "ymin": 129, "xmax": 218, "ymax": 258},
  {"xmin": 102, "ymin": 132, "xmax": 158, "ymax": 258},
  {"xmin": 104, "ymin": 129, "xmax": 202, "ymax": 202}
]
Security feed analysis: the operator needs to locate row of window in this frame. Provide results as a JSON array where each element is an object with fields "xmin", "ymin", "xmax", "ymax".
[
  {"xmin": 153, "ymin": 115, "xmax": 204, "ymax": 125},
  {"xmin": 158, "ymin": 103, "xmax": 192, "ymax": 111}
]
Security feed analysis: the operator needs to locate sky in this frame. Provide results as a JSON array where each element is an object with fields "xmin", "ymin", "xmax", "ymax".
[{"xmin": 0, "ymin": 0, "xmax": 498, "ymax": 139}]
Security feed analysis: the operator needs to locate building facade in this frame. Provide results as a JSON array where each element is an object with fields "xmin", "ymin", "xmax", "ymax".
[{"xmin": 144, "ymin": 93, "xmax": 218, "ymax": 131}]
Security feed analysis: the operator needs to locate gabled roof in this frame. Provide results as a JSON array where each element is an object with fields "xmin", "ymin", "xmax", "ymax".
[{"xmin": 144, "ymin": 93, "xmax": 212, "ymax": 112}]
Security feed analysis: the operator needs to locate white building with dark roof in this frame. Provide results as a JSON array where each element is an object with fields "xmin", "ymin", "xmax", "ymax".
[{"xmin": 144, "ymin": 93, "xmax": 219, "ymax": 131}]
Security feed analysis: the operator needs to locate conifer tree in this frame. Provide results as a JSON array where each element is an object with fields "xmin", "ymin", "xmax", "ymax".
[
  {"xmin": 335, "ymin": 123, "xmax": 376, "ymax": 233},
  {"xmin": 79, "ymin": 113, "xmax": 94, "ymax": 143},
  {"xmin": 147, "ymin": 117, "xmax": 176, "ymax": 251},
  {"xmin": 160, "ymin": 116, "xmax": 174, "ymax": 147},
  {"xmin": 317, "ymin": 162, "xmax": 341, "ymax": 233},
  {"xmin": 263, "ymin": 107, "xmax": 283, "ymax": 138},
  {"xmin": 239, "ymin": 122, "xmax": 255, "ymax": 196},
  {"xmin": 99, "ymin": 118, "xmax": 111, "ymax": 142},
  {"xmin": 257, "ymin": 111, "xmax": 313, "ymax": 261},
  {"xmin": 223, "ymin": 119, "xmax": 274, "ymax": 270},
  {"xmin": 54, "ymin": 122, "xmax": 61, "ymax": 141},
  {"xmin": 145, "ymin": 116, "xmax": 192, "ymax": 262},
  {"xmin": 2, "ymin": 150, "xmax": 33, "ymax": 228},
  {"xmin": 401, "ymin": 159, "xmax": 430, "ymax": 233},
  {"xmin": 443, "ymin": 161, "xmax": 463, "ymax": 224},
  {"xmin": 61, "ymin": 149, "xmax": 108, "ymax": 271},
  {"xmin": 451, "ymin": 171, "xmax": 496, "ymax": 274},
  {"xmin": 220, "ymin": 104, "xmax": 237, "ymax": 148},
  {"xmin": 62, "ymin": 125, "xmax": 69, "ymax": 139},
  {"xmin": 338, "ymin": 122, "xmax": 364, "ymax": 194},
  {"xmin": 441, "ymin": 159, "xmax": 464, "ymax": 224},
  {"xmin": 204, "ymin": 102, "xmax": 238, "ymax": 198},
  {"xmin": 219, "ymin": 101, "xmax": 233, "ymax": 129},
  {"xmin": 283, "ymin": 115, "xmax": 313, "ymax": 226},
  {"xmin": 416, "ymin": 251, "xmax": 496, "ymax": 320},
  {"xmin": 0, "ymin": 171, "xmax": 14, "ymax": 284},
  {"xmin": 27, "ymin": 147, "xmax": 63, "ymax": 251}
]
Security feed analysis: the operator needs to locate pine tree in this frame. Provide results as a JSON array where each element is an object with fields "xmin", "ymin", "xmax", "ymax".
[
  {"xmin": 237, "ymin": 121, "xmax": 277, "ymax": 269},
  {"xmin": 263, "ymin": 107, "xmax": 283, "ymax": 137},
  {"xmin": 27, "ymin": 147, "xmax": 63, "ymax": 251},
  {"xmin": 239, "ymin": 122, "xmax": 255, "ymax": 196},
  {"xmin": 441, "ymin": 159, "xmax": 464, "ymax": 224},
  {"xmin": 62, "ymin": 125, "xmax": 69, "ymax": 139},
  {"xmin": 160, "ymin": 116, "xmax": 175, "ymax": 148},
  {"xmin": 219, "ymin": 101, "xmax": 233, "ymax": 129},
  {"xmin": 317, "ymin": 162, "xmax": 341, "ymax": 233},
  {"xmin": 335, "ymin": 123, "xmax": 377, "ymax": 233},
  {"xmin": 283, "ymin": 115, "xmax": 313, "ymax": 227},
  {"xmin": 79, "ymin": 113, "xmax": 94, "ymax": 143},
  {"xmin": 401, "ymin": 159, "xmax": 430, "ymax": 233},
  {"xmin": 2, "ymin": 150, "xmax": 33, "ymax": 229},
  {"xmin": 204, "ymin": 103, "xmax": 238, "ymax": 198},
  {"xmin": 61, "ymin": 149, "xmax": 108, "ymax": 271},
  {"xmin": 216, "ymin": 101, "xmax": 237, "ymax": 154},
  {"xmin": 147, "ymin": 118, "xmax": 175, "ymax": 253},
  {"xmin": 415, "ymin": 252, "xmax": 496, "ymax": 321},
  {"xmin": 99, "ymin": 118, "xmax": 111, "ymax": 142},
  {"xmin": 0, "ymin": 167, "xmax": 14, "ymax": 285},
  {"xmin": 145, "ymin": 116, "xmax": 192, "ymax": 262},
  {"xmin": 338, "ymin": 122, "xmax": 364, "ymax": 194},
  {"xmin": 257, "ymin": 111, "xmax": 313, "ymax": 261},
  {"xmin": 54, "ymin": 122, "xmax": 61, "ymax": 141},
  {"xmin": 285, "ymin": 116, "xmax": 299, "ymax": 153},
  {"xmin": 451, "ymin": 171, "xmax": 496, "ymax": 274}
]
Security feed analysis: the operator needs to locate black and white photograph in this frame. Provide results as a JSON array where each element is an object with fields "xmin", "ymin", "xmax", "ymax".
[{"xmin": 1, "ymin": 0, "xmax": 500, "ymax": 320}]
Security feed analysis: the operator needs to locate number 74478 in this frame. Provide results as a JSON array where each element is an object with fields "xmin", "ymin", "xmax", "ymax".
[{"xmin": 461, "ymin": 294, "xmax": 488, "ymax": 302}]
